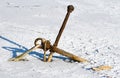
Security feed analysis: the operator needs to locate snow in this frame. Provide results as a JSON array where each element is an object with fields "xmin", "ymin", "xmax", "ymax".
[{"xmin": 0, "ymin": 0, "xmax": 120, "ymax": 78}]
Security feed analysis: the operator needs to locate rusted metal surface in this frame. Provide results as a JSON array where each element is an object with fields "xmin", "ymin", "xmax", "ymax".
[
  {"xmin": 47, "ymin": 5, "xmax": 74, "ymax": 62},
  {"xmin": 9, "ymin": 5, "xmax": 87, "ymax": 63},
  {"xmin": 53, "ymin": 5, "xmax": 74, "ymax": 47},
  {"xmin": 50, "ymin": 45, "xmax": 87, "ymax": 62}
]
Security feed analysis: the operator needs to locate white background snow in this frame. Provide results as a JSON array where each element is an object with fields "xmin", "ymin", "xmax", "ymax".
[{"xmin": 0, "ymin": 0, "xmax": 120, "ymax": 78}]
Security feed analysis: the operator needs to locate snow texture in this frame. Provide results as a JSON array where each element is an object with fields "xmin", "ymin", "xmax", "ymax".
[{"xmin": 0, "ymin": 0, "xmax": 120, "ymax": 78}]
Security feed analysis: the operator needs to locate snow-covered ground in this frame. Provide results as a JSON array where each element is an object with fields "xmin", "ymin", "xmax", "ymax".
[{"xmin": 0, "ymin": 0, "xmax": 120, "ymax": 78}]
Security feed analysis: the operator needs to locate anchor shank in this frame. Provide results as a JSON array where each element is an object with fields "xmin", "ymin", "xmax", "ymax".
[
  {"xmin": 53, "ymin": 5, "xmax": 74, "ymax": 47},
  {"xmin": 47, "ymin": 5, "xmax": 74, "ymax": 62}
]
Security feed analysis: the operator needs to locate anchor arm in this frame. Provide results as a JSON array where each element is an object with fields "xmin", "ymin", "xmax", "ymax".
[
  {"xmin": 8, "ymin": 38, "xmax": 50, "ymax": 62},
  {"xmin": 50, "ymin": 45, "xmax": 87, "ymax": 62},
  {"xmin": 8, "ymin": 44, "xmax": 41, "ymax": 61}
]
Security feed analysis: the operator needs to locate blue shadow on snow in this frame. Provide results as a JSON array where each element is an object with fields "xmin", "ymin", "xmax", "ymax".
[{"xmin": 0, "ymin": 36, "xmax": 68, "ymax": 61}]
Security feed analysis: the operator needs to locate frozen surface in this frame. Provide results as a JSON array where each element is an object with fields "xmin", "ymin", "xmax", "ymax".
[{"xmin": 0, "ymin": 0, "xmax": 120, "ymax": 78}]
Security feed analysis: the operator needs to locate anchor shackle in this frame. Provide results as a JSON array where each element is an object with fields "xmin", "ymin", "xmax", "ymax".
[{"xmin": 34, "ymin": 38, "xmax": 51, "ymax": 50}]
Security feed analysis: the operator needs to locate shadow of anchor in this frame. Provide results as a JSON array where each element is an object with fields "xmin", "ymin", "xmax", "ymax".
[{"xmin": 0, "ymin": 36, "xmax": 68, "ymax": 61}]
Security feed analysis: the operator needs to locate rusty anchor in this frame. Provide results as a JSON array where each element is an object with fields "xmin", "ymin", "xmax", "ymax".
[{"xmin": 9, "ymin": 5, "xmax": 88, "ymax": 62}]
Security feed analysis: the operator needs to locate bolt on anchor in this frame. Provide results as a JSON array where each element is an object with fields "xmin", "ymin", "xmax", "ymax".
[{"xmin": 9, "ymin": 5, "xmax": 88, "ymax": 63}]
